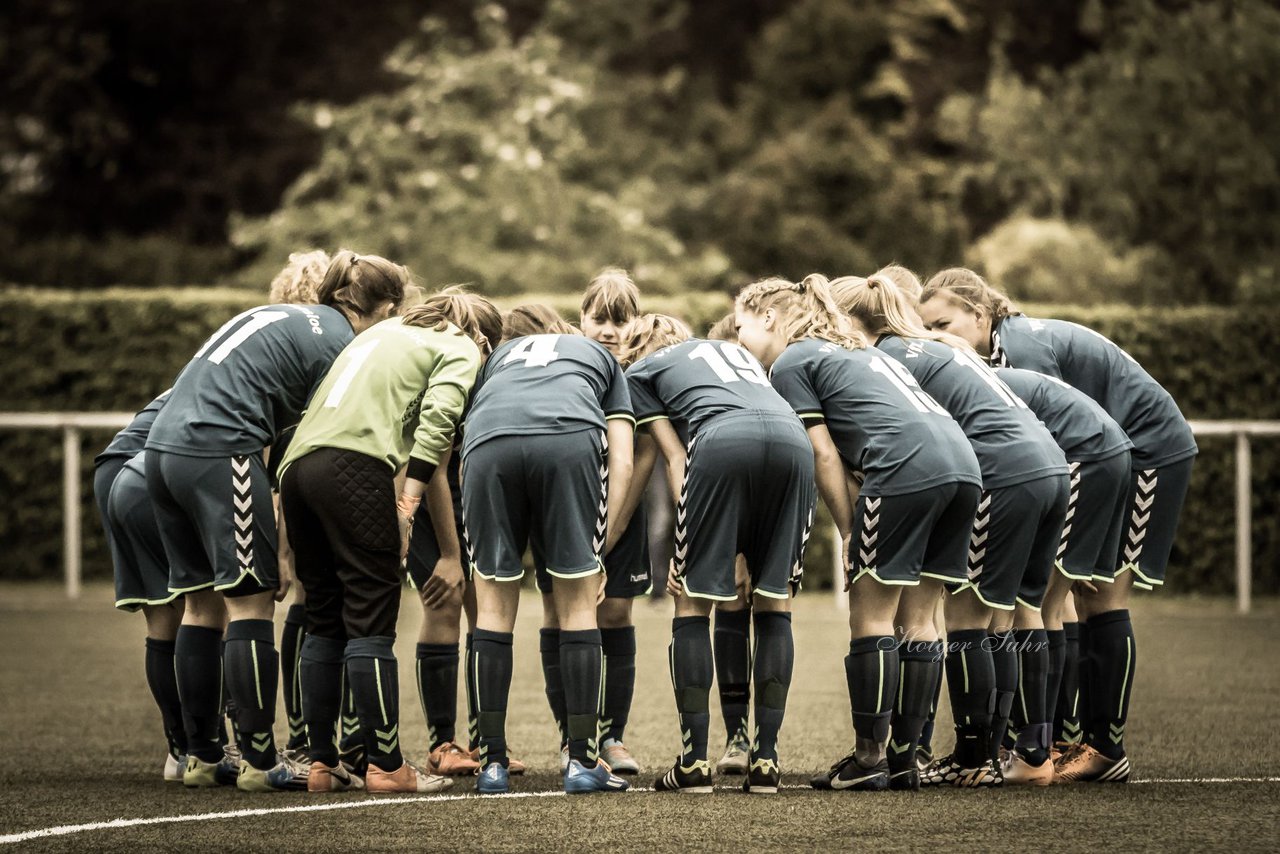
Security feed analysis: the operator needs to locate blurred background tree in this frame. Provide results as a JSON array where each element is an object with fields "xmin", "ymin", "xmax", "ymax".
[{"xmin": 2, "ymin": 0, "xmax": 1276, "ymax": 302}]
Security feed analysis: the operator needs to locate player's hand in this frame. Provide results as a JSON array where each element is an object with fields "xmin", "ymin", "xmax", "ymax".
[
  {"xmin": 666, "ymin": 559, "xmax": 683, "ymax": 597},
  {"xmin": 397, "ymin": 511, "xmax": 414, "ymax": 563},
  {"xmin": 1073, "ymin": 577, "xmax": 1099, "ymax": 596},
  {"xmin": 421, "ymin": 557, "xmax": 464, "ymax": 610},
  {"xmin": 275, "ymin": 553, "xmax": 296, "ymax": 603}
]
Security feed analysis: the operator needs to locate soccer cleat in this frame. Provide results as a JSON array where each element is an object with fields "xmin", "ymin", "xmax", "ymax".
[
  {"xmin": 468, "ymin": 747, "xmax": 525, "ymax": 775},
  {"xmin": 743, "ymin": 757, "xmax": 781, "ymax": 794},
  {"xmin": 1001, "ymin": 750, "xmax": 1054, "ymax": 786},
  {"xmin": 601, "ymin": 740, "xmax": 641, "ymax": 775},
  {"xmin": 307, "ymin": 760, "xmax": 365, "ymax": 793},
  {"xmin": 183, "ymin": 752, "xmax": 240, "ymax": 788},
  {"xmin": 237, "ymin": 753, "xmax": 310, "ymax": 792},
  {"xmin": 1052, "ymin": 745, "xmax": 1130, "ymax": 784},
  {"xmin": 477, "ymin": 762, "xmax": 511, "ymax": 795},
  {"xmin": 164, "ymin": 753, "xmax": 187, "ymax": 783},
  {"xmin": 365, "ymin": 760, "xmax": 453, "ymax": 794},
  {"xmin": 428, "ymin": 741, "xmax": 481, "ymax": 776},
  {"xmin": 716, "ymin": 736, "xmax": 751, "ymax": 776},
  {"xmin": 564, "ymin": 758, "xmax": 630, "ymax": 794},
  {"xmin": 653, "ymin": 759, "xmax": 713, "ymax": 794},
  {"xmin": 822, "ymin": 752, "xmax": 889, "ymax": 792},
  {"xmin": 560, "ymin": 745, "xmax": 570, "ymax": 774},
  {"xmin": 889, "ymin": 767, "xmax": 920, "ymax": 792},
  {"xmin": 282, "ymin": 746, "xmax": 312, "ymax": 767},
  {"xmin": 920, "ymin": 754, "xmax": 1002, "ymax": 788}
]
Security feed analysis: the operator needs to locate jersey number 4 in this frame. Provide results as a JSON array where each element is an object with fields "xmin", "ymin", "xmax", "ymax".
[
  {"xmin": 688, "ymin": 342, "xmax": 770, "ymax": 386},
  {"xmin": 503, "ymin": 334, "xmax": 562, "ymax": 367}
]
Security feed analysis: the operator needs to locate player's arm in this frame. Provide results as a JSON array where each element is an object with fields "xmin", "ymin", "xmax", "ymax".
[
  {"xmin": 420, "ymin": 446, "xmax": 464, "ymax": 609},
  {"xmin": 646, "ymin": 418, "xmax": 686, "ymax": 507},
  {"xmin": 603, "ymin": 415, "xmax": 635, "ymax": 551},
  {"xmin": 607, "ymin": 429, "xmax": 656, "ymax": 554},
  {"xmin": 808, "ymin": 423, "xmax": 854, "ymax": 541}
]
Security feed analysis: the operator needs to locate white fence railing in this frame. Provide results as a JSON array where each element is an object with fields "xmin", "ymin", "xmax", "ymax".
[{"xmin": 1, "ymin": 413, "xmax": 1278, "ymax": 612}]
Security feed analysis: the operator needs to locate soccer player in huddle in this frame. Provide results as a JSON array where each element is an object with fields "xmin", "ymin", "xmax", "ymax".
[
  {"xmin": 733, "ymin": 277, "xmax": 981, "ymax": 792},
  {"xmin": 279, "ymin": 285, "xmax": 501, "ymax": 794},
  {"xmin": 145, "ymin": 250, "xmax": 405, "ymax": 790},
  {"xmin": 919, "ymin": 269, "xmax": 1197, "ymax": 783},
  {"xmin": 615, "ymin": 312, "xmax": 815, "ymax": 794},
  {"xmin": 833, "ymin": 274, "xmax": 1069, "ymax": 788},
  {"xmin": 463, "ymin": 316, "xmax": 635, "ymax": 795}
]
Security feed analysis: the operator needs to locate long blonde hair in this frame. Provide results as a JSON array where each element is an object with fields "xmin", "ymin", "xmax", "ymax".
[
  {"xmin": 269, "ymin": 250, "xmax": 331, "ymax": 303},
  {"xmin": 502, "ymin": 303, "xmax": 578, "ymax": 341},
  {"xmin": 618, "ymin": 313, "xmax": 694, "ymax": 366},
  {"xmin": 735, "ymin": 275, "xmax": 865, "ymax": 350},
  {"xmin": 401, "ymin": 286, "xmax": 503, "ymax": 357},
  {"xmin": 920, "ymin": 267, "xmax": 1021, "ymax": 322},
  {"xmin": 831, "ymin": 274, "xmax": 972, "ymax": 350},
  {"xmin": 873, "ymin": 264, "xmax": 922, "ymax": 301}
]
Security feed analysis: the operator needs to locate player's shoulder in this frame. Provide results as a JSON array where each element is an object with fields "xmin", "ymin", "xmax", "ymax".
[{"xmin": 774, "ymin": 337, "xmax": 832, "ymax": 369}]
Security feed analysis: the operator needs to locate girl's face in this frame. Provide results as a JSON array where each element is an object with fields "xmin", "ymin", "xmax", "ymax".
[
  {"xmin": 918, "ymin": 295, "xmax": 990, "ymax": 356},
  {"xmin": 734, "ymin": 306, "xmax": 785, "ymax": 369},
  {"xmin": 581, "ymin": 312, "xmax": 622, "ymax": 356}
]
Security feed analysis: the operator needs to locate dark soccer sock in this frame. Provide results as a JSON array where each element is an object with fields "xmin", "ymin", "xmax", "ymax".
[
  {"xmin": 1046, "ymin": 629, "xmax": 1067, "ymax": 743},
  {"xmin": 714, "ymin": 607, "xmax": 752, "ymax": 742},
  {"xmin": 919, "ymin": 657, "xmax": 945, "ymax": 757},
  {"xmin": 600, "ymin": 626, "xmax": 636, "ymax": 744},
  {"xmin": 464, "ymin": 632, "xmax": 479, "ymax": 752},
  {"xmin": 560, "ymin": 629, "xmax": 603, "ymax": 766},
  {"xmin": 670, "ymin": 616, "xmax": 713, "ymax": 766},
  {"xmin": 1012, "ymin": 629, "xmax": 1051, "ymax": 764},
  {"xmin": 889, "ymin": 640, "xmax": 943, "ymax": 775},
  {"xmin": 175, "ymin": 626, "xmax": 225, "ymax": 763},
  {"xmin": 945, "ymin": 629, "xmax": 995, "ymax": 768},
  {"xmin": 987, "ymin": 631, "xmax": 1017, "ymax": 763},
  {"xmin": 1077, "ymin": 620, "xmax": 1094, "ymax": 745},
  {"xmin": 846, "ymin": 635, "xmax": 898, "ymax": 766},
  {"xmin": 221, "ymin": 641, "xmax": 239, "ymax": 751},
  {"xmin": 345, "ymin": 636, "xmax": 403, "ymax": 773},
  {"xmin": 539, "ymin": 628, "xmax": 568, "ymax": 746},
  {"xmin": 1057, "ymin": 621, "xmax": 1082, "ymax": 744},
  {"xmin": 144, "ymin": 637, "xmax": 186, "ymax": 760},
  {"xmin": 751, "ymin": 611, "xmax": 794, "ymax": 765},
  {"xmin": 473, "ymin": 629, "xmax": 513, "ymax": 768},
  {"xmin": 1086, "ymin": 610, "xmax": 1136, "ymax": 760},
  {"xmin": 299, "ymin": 634, "xmax": 345, "ymax": 767},
  {"xmin": 224, "ymin": 620, "xmax": 280, "ymax": 770},
  {"xmin": 416, "ymin": 642, "xmax": 459, "ymax": 751},
  {"xmin": 339, "ymin": 669, "xmax": 364, "ymax": 763},
  {"xmin": 281, "ymin": 604, "xmax": 307, "ymax": 751}
]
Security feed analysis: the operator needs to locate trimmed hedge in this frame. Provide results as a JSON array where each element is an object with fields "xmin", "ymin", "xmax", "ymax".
[{"xmin": 1, "ymin": 288, "xmax": 1275, "ymax": 595}]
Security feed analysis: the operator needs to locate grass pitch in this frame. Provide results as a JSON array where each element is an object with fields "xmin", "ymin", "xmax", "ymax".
[{"xmin": 0, "ymin": 584, "xmax": 1277, "ymax": 852}]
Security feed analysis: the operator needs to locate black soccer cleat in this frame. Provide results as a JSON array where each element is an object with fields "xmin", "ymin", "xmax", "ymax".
[{"xmin": 653, "ymin": 758, "xmax": 713, "ymax": 794}]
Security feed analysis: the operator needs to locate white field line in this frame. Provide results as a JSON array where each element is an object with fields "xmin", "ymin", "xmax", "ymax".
[{"xmin": 3, "ymin": 778, "xmax": 1279, "ymax": 846}]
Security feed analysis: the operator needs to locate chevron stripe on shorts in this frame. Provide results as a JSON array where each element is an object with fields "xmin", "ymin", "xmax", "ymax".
[
  {"xmin": 967, "ymin": 491, "xmax": 992, "ymax": 581},
  {"xmin": 1057, "ymin": 462, "xmax": 1083, "ymax": 560},
  {"xmin": 232, "ymin": 455, "xmax": 254, "ymax": 577},
  {"xmin": 1121, "ymin": 468, "xmax": 1158, "ymax": 567}
]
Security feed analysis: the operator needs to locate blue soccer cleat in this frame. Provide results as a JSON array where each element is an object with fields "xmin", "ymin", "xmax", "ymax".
[
  {"xmin": 477, "ymin": 761, "xmax": 510, "ymax": 795},
  {"xmin": 564, "ymin": 758, "xmax": 630, "ymax": 794}
]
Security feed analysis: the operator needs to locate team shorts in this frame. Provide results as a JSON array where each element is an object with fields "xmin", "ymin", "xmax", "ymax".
[
  {"xmin": 1105, "ymin": 456, "xmax": 1194, "ymax": 590},
  {"xmin": 847, "ymin": 481, "xmax": 981, "ymax": 587},
  {"xmin": 674, "ymin": 412, "xmax": 816, "ymax": 601},
  {"xmin": 405, "ymin": 454, "xmax": 471, "ymax": 589},
  {"xmin": 954, "ymin": 473, "xmax": 1070, "ymax": 611},
  {"xmin": 146, "ymin": 448, "xmax": 279, "ymax": 596},
  {"xmin": 536, "ymin": 505, "xmax": 652, "ymax": 598},
  {"xmin": 98, "ymin": 455, "xmax": 178, "ymax": 610},
  {"xmin": 280, "ymin": 448, "xmax": 403, "ymax": 640},
  {"xmin": 463, "ymin": 430, "xmax": 607, "ymax": 586},
  {"xmin": 1055, "ymin": 451, "xmax": 1131, "ymax": 581}
]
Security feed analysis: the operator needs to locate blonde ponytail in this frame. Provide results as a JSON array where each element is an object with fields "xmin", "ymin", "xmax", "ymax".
[
  {"xmin": 735, "ymin": 275, "xmax": 866, "ymax": 351},
  {"xmin": 618, "ymin": 313, "xmax": 694, "ymax": 367},
  {"xmin": 920, "ymin": 267, "xmax": 1021, "ymax": 323},
  {"xmin": 401, "ymin": 286, "xmax": 503, "ymax": 357},
  {"xmin": 831, "ymin": 274, "xmax": 973, "ymax": 351}
]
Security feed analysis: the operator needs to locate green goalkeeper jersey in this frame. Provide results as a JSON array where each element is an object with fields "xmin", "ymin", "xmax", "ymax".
[{"xmin": 279, "ymin": 316, "xmax": 482, "ymax": 482}]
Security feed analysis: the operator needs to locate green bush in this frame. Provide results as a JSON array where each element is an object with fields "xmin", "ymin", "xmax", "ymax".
[{"xmin": 1, "ymin": 288, "xmax": 1274, "ymax": 596}]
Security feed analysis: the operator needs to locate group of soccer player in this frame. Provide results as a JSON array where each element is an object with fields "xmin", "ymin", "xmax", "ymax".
[{"xmin": 94, "ymin": 250, "xmax": 1194, "ymax": 797}]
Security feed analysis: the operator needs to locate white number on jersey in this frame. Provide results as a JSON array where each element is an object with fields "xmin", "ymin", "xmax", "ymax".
[
  {"xmin": 194, "ymin": 309, "xmax": 293, "ymax": 366},
  {"xmin": 503, "ymin": 334, "xmax": 562, "ymax": 368},
  {"xmin": 953, "ymin": 348, "xmax": 1028, "ymax": 408},
  {"xmin": 323, "ymin": 340, "xmax": 381, "ymax": 408},
  {"xmin": 688, "ymin": 341, "xmax": 770, "ymax": 386},
  {"xmin": 869, "ymin": 356, "xmax": 950, "ymax": 415}
]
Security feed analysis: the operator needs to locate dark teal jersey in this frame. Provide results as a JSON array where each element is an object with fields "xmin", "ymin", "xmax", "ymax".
[
  {"xmin": 769, "ymin": 338, "xmax": 981, "ymax": 497},
  {"xmin": 995, "ymin": 368, "xmax": 1132, "ymax": 463},
  {"xmin": 625, "ymin": 338, "xmax": 795, "ymax": 439},
  {"xmin": 95, "ymin": 390, "xmax": 170, "ymax": 467},
  {"xmin": 461, "ymin": 334, "xmax": 633, "ymax": 457},
  {"xmin": 991, "ymin": 315, "xmax": 1197, "ymax": 468},
  {"xmin": 146, "ymin": 304, "xmax": 353, "ymax": 457},
  {"xmin": 877, "ymin": 335, "xmax": 1067, "ymax": 488}
]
